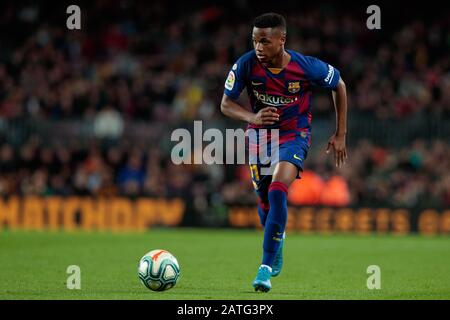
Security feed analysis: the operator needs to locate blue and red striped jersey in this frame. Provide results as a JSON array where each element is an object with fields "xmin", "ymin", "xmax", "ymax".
[{"xmin": 224, "ymin": 49, "xmax": 340, "ymax": 144}]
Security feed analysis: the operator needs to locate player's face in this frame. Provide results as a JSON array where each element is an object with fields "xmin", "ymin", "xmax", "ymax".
[{"xmin": 252, "ymin": 27, "xmax": 285, "ymax": 65}]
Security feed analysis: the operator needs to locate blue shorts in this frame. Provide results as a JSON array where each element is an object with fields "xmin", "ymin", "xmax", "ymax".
[{"xmin": 248, "ymin": 133, "xmax": 310, "ymax": 203}]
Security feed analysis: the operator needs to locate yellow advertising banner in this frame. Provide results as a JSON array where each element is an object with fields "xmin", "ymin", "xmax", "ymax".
[
  {"xmin": 0, "ymin": 197, "xmax": 185, "ymax": 231},
  {"xmin": 229, "ymin": 206, "xmax": 450, "ymax": 235},
  {"xmin": 1, "ymin": 197, "xmax": 449, "ymax": 235}
]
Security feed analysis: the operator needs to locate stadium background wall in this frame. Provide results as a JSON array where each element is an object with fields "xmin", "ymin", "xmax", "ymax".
[{"xmin": 0, "ymin": 197, "xmax": 448, "ymax": 235}]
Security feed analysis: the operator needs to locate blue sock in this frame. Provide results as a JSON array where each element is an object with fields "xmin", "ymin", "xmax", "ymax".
[
  {"xmin": 262, "ymin": 182, "xmax": 288, "ymax": 267},
  {"xmin": 257, "ymin": 201, "xmax": 270, "ymax": 227}
]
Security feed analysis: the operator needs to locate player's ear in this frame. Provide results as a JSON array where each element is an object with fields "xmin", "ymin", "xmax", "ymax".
[{"xmin": 279, "ymin": 30, "xmax": 286, "ymax": 45}]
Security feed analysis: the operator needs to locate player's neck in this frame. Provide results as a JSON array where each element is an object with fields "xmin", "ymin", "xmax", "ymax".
[{"xmin": 267, "ymin": 49, "xmax": 290, "ymax": 69}]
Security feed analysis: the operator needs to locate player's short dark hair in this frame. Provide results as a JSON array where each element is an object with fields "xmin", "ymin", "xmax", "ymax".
[{"xmin": 253, "ymin": 13, "xmax": 286, "ymax": 33}]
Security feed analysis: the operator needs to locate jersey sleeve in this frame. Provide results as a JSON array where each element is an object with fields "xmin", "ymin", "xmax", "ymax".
[
  {"xmin": 303, "ymin": 56, "xmax": 341, "ymax": 90},
  {"xmin": 223, "ymin": 55, "xmax": 250, "ymax": 100}
]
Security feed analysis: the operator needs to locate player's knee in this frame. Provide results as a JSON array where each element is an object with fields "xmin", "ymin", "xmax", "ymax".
[
  {"xmin": 272, "ymin": 163, "xmax": 298, "ymax": 187},
  {"xmin": 268, "ymin": 181, "xmax": 289, "ymax": 195},
  {"xmin": 271, "ymin": 178, "xmax": 291, "ymax": 189}
]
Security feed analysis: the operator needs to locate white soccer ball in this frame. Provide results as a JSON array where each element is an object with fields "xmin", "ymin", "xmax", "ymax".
[{"xmin": 138, "ymin": 249, "xmax": 180, "ymax": 291}]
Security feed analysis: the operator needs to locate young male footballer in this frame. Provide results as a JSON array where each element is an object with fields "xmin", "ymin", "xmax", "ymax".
[{"xmin": 220, "ymin": 13, "xmax": 348, "ymax": 292}]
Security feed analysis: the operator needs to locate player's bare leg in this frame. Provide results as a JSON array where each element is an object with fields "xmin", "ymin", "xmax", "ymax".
[{"xmin": 272, "ymin": 161, "xmax": 298, "ymax": 187}]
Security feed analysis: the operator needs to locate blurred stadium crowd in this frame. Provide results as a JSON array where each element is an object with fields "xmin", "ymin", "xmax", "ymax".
[
  {"xmin": 0, "ymin": 137, "xmax": 448, "ymax": 209},
  {"xmin": 1, "ymin": 2, "xmax": 449, "ymax": 121},
  {"xmin": 0, "ymin": 1, "xmax": 449, "ymax": 212}
]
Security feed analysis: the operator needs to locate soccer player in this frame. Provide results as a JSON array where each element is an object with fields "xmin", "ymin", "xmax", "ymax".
[{"xmin": 220, "ymin": 13, "xmax": 348, "ymax": 292}]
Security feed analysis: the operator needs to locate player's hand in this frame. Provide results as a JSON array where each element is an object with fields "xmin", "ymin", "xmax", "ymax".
[
  {"xmin": 251, "ymin": 107, "xmax": 279, "ymax": 126},
  {"xmin": 326, "ymin": 133, "xmax": 347, "ymax": 167}
]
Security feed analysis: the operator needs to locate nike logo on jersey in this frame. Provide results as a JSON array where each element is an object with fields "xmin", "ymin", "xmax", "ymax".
[{"xmin": 293, "ymin": 154, "xmax": 302, "ymax": 161}]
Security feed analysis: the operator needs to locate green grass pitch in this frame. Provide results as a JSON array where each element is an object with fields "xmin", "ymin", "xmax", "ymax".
[{"xmin": 0, "ymin": 228, "xmax": 449, "ymax": 299}]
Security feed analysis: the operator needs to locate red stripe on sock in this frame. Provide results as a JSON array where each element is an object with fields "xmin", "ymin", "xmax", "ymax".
[
  {"xmin": 269, "ymin": 181, "xmax": 288, "ymax": 195},
  {"xmin": 258, "ymin": 200, "xmax": 270, "ymax": 212}
]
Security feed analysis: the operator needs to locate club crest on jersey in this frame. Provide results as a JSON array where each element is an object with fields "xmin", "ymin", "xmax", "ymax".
[{"xmin": 288, "ymin": 81, "xmax": 301, "ymax": 93}]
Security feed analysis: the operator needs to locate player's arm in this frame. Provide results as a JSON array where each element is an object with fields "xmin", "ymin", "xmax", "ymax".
[
  {"xmin": 303, "ymin": 55, "xmax": 348, "ymax": 167},
  {"xmin": 220, "ymin": 95, "xmax": 279, "ymax": 126},
  {"xmin": 326, "ymin": 77, "xmax": 348, "ymax": 168},
  {"xmin": 221, "ymin": 56, "xmax": 278, "ymax": 126}
]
